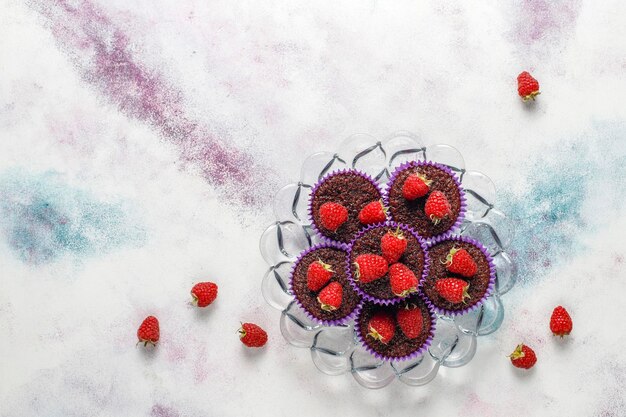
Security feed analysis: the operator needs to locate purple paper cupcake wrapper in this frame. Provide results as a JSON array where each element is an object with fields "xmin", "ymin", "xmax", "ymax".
[
  {"xmin": 345, "ymin": 221, "xmax": 430, "ymax": 306},
  {"xmin": 384, "ymin": 160, "xmax": 467, "ymax": 243},
  {"xmin": 421, "ymin": 234, "xmax": 496, "ymax": 317},
  {"xmin": 353, "ymin": 294, "xmax": 437, "ymax": 362},
  {"xmin": 307, "ymin": 169, "xmax": 384, "ymax": 245},
  {"xmin": 289, "ymin": 241, "xmax": 361, "ymax": 326}
]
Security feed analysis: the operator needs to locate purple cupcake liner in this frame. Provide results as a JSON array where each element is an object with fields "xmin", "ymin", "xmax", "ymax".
[
  {"xmin": 353, "ymin": 294, "xmax": 437, "ymax": 362},
  {"xmin": 384, "ymin": 160, "xmax": 467, "ymax": 243},
  {"xmin": 289, "ymin": 241, "xmax": 361, "ymax": 326},
  {"xmin": 307, "ymin": 169, "xmax": 384, "ymax": 245},
  {"xmin": 346, "ymin": 221, "xmax": 430, "ymax": 306},
  {"xmin": 421, "ymin": 234, "xmax": 496, "ymax": 317}
]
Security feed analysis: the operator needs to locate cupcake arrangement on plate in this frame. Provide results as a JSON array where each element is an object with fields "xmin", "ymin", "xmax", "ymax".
[{"xmin": 289, "ymin": 160, "xmax": 496, "ymax": 362}]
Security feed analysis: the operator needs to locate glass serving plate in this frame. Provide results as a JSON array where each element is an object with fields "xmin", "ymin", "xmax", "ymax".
[{"xmin": 259, "ymin": 132, "xmax": 516, "ymax": 389}]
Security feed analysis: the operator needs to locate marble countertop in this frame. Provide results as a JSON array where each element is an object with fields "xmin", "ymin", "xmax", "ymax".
[{"xmin": 1, "ymin": 1, "xmax": 625, "ymax": 416}]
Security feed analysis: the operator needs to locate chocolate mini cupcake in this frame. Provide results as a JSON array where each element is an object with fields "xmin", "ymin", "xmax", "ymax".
[
  {"xmin": 421, "ymin": 235, "xmax": 495, "ymax": 316},
  {"xmin": 309, "ymin": 170, "xmax": 383, "ymax": 244},
  {"xmin": 290, "ymin": 242, "xmax": 361, "ymax": 325},
  {"xmin": 347, "ymin": 222, "xmax": 429, "ymax": 305},
  {"xmin": 355, "ymin": 295, "xmax": 436, "ymax": 361},
  {"xmin": 385, "ymin": 161, "xmax": 466, "ymax": 239}
]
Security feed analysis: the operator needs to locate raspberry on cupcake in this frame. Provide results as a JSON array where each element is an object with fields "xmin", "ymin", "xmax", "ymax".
[
  {"xmin": 386, "ymin": 161, "xmax": 465, "ymax": 239},
  {"xmin": 347, "ymin": 222, "xmax": 429, "ymax": 305},
  {"xmin": 310, "ymin": 170, "xmax": 383, "ymax": 243},
  {"xmin": 422, "ymin": 235, "xmax": 495, "ymax": 316},
  {"xmin": 290, "ymin": 242, "xmax": 361, "ymax": 325},
  {"xmin": 355, "ymin": 295, "xmax": 435, "ymax": 361}
]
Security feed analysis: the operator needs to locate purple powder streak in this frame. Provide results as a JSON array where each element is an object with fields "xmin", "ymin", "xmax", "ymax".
[
  {"xmin": 512, "ymin": 0, "xmax": 581, "ymax": 48},
  {"xmin": 30, "ymin": 0, "xmax": 273, "ymax": 207},
  {"xmin": 151, "ymin": 404, "xmax": 181, "ymax": 417}
]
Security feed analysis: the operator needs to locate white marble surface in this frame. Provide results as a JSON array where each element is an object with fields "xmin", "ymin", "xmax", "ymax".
[{"xmin": 1, "ymin": 1, "xmax": 625, "ymax": 416}]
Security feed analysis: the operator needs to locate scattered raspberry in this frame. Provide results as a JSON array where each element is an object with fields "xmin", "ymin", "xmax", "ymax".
[
  {"xmin": 307, "ymin": 260, "xmax": 334, "ymax": 291},
  {"xmin": 380, "ymin": 229, "xmax": 408, "ymax": 263},
  {"xmin": 517, "ymin": 71, "xmax": 540, "ymax": 101},
  {"xmin": 445, "ymin": 248, "xmax": 478, "ymax": 278},
  {"xmin": 550, "ymin": 306, "xmax": 573, "ymax": 337},
  {"xmin": 367, "ymin": 312, "xmax": 395, "ymax": 344},
  {"xmin": 317, "ymin": 282, "xmax": 343, "ymax": 311},
  {"xmin": 396, "ymin": 305, "xmax": 424, "ymax": 339},
  {"xmin": 319, "ymin": 202, "xmax": 348, "ymax": 231},
  {"xmin": 424, "ymin": 191, "xmax": 451, "ymax": 225},
  {"xmin": 137, "ymin": 316, "xmax": 160, "ymax": 347},
  {"xmin": 191, "ymin": 282, "xmax": 218, "ymax": 307},
  {"xmin": 239, "ymin": 323, "xmax": 268, "ymax": 348},
  {"xmin": 402, "ymin": 173, "xmax": 431, "ymax": 200},
  {"xmin": 509, "ymin": 343, "xmax": 537, "ymax": 369},
  {"xmin": 353, "ymin": 254, "xmax": 389, "ymax": 284},
  {"xmin": 358, "ymin": 200, "xmax": 387, "ymax": 225},
  {"xmin": 389, "ymin": 263, "xmax": 419, "ymax": 297},
  {"xmin": 435, "ymin": 278, "xmax": 470, "ymax": 304}
]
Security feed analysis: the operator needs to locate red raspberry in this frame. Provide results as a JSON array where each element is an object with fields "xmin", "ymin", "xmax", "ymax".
[
  {"xmin": 517, "ymin": 71, "xmax": 540, "ymax": 101},
  {"xmin": 358, "ymin": 200, "xmax": 387, "ymax": 225},
  {"xmin": 435, "ymin": 278, "xmax": 470, "ymax": 304},
  {"xmin": 306, "ymin": 260, "xmax": 334, "ymax": 291},
  {"xmin": 380, "ymin": 229, "xmax": 408, "ymax": 263},
  {"xmin": 424, "ymin": 191, "xmax": 451, "ymax": 224},
  {"xmin": 509, "ymin": 343, "xmax": 537, "ymax": 369},
  {"xmin": 319, "ymin": 202, "xmax": 348, "ymax": 231},
  {"xmin": 402, "ymin": 173, "xmax": 431, "ymax": 200},
  {"xmin": 389, "ymin": 263, "xmax": 419, "ymax": 297},
  {"xmin": 238, "ymin": 323, "xmax": 268, "ymax": 348},
  {"xmin": 550, "ymin": 306, "xmax": 573, "ymax": 337},
  {"xmin": 353, "ymin": 254, "xmax": 389, "ymax": 283},
  {"xmin": 317, "ymin": 282, "xmax": 343, "ymax": 311},
  {"xmin": 191, "ymin": 282, "xmax": 218, "ymax": 307},
  {"xmin": 445, "ymin": 248, "xmax": 478, "ymax": 277},
  {"xmin": 396, "ymin": 305, "xmax": 424, "ymax": 339},
  {"xmin": 367, "ymin": 312, "xmax": 395, "ymax": 344},
  {"xmin": 137, "ymin": 316, "xmax": 160, "ymax": 347}
]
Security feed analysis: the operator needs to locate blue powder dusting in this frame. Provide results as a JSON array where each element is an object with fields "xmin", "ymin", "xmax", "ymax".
[
  {"xmin": 499, "ymin": 121, "xmax": 626, "ymax": 285},
  {"xmin": 500, "ymin": 154, "xmax": 587, "ymax": 285},
  {"xmin": 0, "ymin": 169, "xmax": 144, "ymax": 264}
]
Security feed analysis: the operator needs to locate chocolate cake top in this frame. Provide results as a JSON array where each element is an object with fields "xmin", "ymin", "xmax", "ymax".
[
  {"xmin": 310, "ymin": 170, "xmax": 382, "ymax": 243},
  {"xmin": 291, "ymin": 245, "xmax": 361, "ymax": 324},
  {"xmin": 387, "ymin": 162, "xmax": 464, "ymax": 238}
]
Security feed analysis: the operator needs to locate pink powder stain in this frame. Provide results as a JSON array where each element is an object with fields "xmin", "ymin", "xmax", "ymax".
[
  {"xmin": 463, "ymin": 392, "xmax": 496, "ymax": 417},
  {"xmin": 163, "ymin": 339, "xmax": 188, "ymax": 363},
  {"xmin": 151, "ymin": 404, "xmax": 180, "ymax": 417},
  {"xmin": 31, "ymin": 0, "xmax": 274, "ymax": 207},
  {"xmin": 512, "ymin": 0, "xmax": 581, "ymax": 48},
  {"xmin": 192, "ymin": 347, "xmax": 209, "ymax": 384}
]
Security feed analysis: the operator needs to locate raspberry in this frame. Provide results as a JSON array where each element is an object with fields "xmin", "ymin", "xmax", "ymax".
[
  {"xmin": 306, "ymin": 260, "xmax": 334, "ymax": 291},
  {"xmin": 402, "ymin": 173, "xmax": 431, "ymax": 200},
  {"xmin": 389, "ymin": 263, "xmax": 419, "ymax": 297},
  {"xmin": 191, "ymin": 282, "xmax": 218, "ymax": 307},
  {"xmin": 435, "ymin": 278, "xmax": 470, "ymax": 304},
  {"xmin": 317, "ymin": 282, "xmax": 343, "ymax": 311},
  {"xmin": 367, "ymin": 312, "xmax": 395, "ymax": 344},
  {"xmin": 358, "ymin": 200, "xmax": 387, "ymax": 225},
  {"xmin": 424, "ymin": 191, "xmax": 451, "ymax": 224},
  {"xmin": 509, "ymin": 343, "xmax": 537, "ymax": 369},
  {"xmin": 517, "ymin": 71, "xmax": 540, "ymax": 101},
  {"xmin": 380, "ymin": 229, "xmax": 407, "ymax": 263},
  {"xmin": 238, "ymin": 323, "xmax": 268, "ymax": 348},
  {"xmin": 353, "ymin": 254, "xmax": 389, "ymax": 284},
  {"xmin": 549, "ymin": 306, "xmax": 573, "ymax": 337},
  {"xmin": 445, "ymin": 248, "xmax": 478, "ymax": 278},
  {"xmin": 137, "ymin": 316, "xmax": 160, "ymax": 347},
  {"xmin": 318, "ymin": 202, "xmax": 348, "ymax": 231}
]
